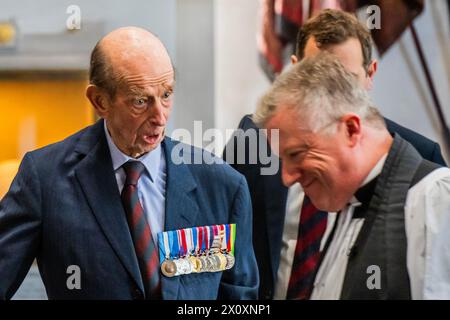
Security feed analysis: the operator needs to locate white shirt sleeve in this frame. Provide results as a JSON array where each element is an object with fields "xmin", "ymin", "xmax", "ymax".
[{"xmin": 405, "ymin": 167, "xmax": 450, "ymax": 299}]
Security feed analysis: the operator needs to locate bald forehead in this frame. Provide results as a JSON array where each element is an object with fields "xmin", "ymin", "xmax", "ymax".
[
  {"xmin": 99, "ymin": 27, "xmax": 173, "ymax": 79},
  {"xmin": 101, "ymin": 27, "xmax": 163, "ymax": 52}
]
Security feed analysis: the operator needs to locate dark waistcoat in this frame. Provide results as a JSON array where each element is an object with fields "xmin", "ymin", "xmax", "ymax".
[{"xmin": 340, "ymin": 135, "xmax": 441, "ymax": 300}]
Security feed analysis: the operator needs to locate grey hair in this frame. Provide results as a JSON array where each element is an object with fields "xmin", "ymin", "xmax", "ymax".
[{"xmin": 253, "ymin": 53, "xmax": 384, "ymax": 133}]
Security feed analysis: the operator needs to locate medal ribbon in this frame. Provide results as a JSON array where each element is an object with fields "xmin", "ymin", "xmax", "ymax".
[
  {"xmin": 191, "ymin": 227, "xmax": 197, "ymax": 255},
  {"xmin": 170, "ymin": 230, "xmax": 179, "ymax": 259},
  {"xmin": 225, "ymin": 224, "xmax": 231, "ymax": 253},
  {"xmin": 231, "ymin": 224, "xmax": 236, "ymax": 255},
  {"xmin": 180, "ymin": 228, "xmax": 188, "ymax": 257},
  {"xmin": 186, "ymin": 228, "xmax": 193, "ymax": 255},
  {"xmin": 205, "ymin": 226, "xmax": 211, "ymax": 252},
  {"xmin": 219, "ymin": 224, "xmax": 227, "ymax": 251},
  {"xmin": 158, "ymin": 232, "xmax": 165, "ymax": 264},
  {"xmin": 212, "ymin": 225, "xmax": 219, "ymax": 249},
  {"xmin": 162, "ymin": 232, "xmax": 171, "ymax": 264},
  {"xmin": 199, "ymin": 226, "xmax": 205, "ymax": 254}
]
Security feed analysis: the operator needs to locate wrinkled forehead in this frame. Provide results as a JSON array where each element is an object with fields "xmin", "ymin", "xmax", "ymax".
[
  {"xmin": 112, "ymin": 53, "xmax": 175, "ymax": 93},
  {"xmin": 117, "ymin": 66, "xmax": 174, "ymax": 86},
  {"xmin": 265, "ymin": 105, "xmax": 312, "ymax": 138},
  {"xmin": 124, "ymin": 75, "xmax": 175, "ymax": 98},
  {"xmin": 115, "ymin": 48, "xmax": 173, "ymax": 77}
]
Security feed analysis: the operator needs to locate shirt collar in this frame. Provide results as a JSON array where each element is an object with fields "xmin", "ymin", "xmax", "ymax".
[
  {"xmin": 350, "ymin": 153, "xmax": 388, "ymax": 205},
  {"xmin": 103, "ymin": 120, "xmax": 162, "ymax": 182}
]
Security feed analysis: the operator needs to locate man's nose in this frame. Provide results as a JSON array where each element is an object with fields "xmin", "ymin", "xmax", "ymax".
[
  {"xmin": 281, "ymin": 163, "xmax": 301, "ymax": 187},
  {"xmin": 149, "ymin": 100, "xmax": 167, "ymax": 126}
]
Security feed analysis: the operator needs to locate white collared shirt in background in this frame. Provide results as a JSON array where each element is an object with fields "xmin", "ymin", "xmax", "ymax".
[{"xmin": 311, "ymin": 156, "xmax": 450, "ymax": 299}]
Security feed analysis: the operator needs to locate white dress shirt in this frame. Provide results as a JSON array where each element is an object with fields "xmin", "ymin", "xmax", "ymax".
[
  {"xmin": 103, "ymin": 121, "xmax": 166, "ymax": 244},
  {"xmin": 311, "ymin": 156, "xmax": 450, "ymax": 300},
  {"xmin": 273, "ymin": 183, "xmax": 336, "ymax": 299}
]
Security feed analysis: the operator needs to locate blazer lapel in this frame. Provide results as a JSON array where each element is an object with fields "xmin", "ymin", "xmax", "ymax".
[
  {"xmin": 160, "ymin": 137, "xmax": 199, "ymax": 299},
  {"xmin": 74, "ymin": 120, "xmax": 144, "ymax": 293}
]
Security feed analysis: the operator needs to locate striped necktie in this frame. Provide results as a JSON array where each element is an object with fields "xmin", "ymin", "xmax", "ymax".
[
  {"xmin": 121, "ymin": 161, "xmax": 161, "ymax": 299},
  {"xmin": 286, "ymin": 195, "xmax": 328, "ymax": 299}
]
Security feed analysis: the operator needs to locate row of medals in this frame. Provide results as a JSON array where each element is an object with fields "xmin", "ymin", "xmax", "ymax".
[{"xmin": 161, "ymin": 249, "xmax": 235, "ymax": 277}]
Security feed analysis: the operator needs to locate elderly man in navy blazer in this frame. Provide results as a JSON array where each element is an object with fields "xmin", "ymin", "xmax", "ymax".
[{"xmin": 0, "ymin": 27, "xmax": 258, "ymax": 300}]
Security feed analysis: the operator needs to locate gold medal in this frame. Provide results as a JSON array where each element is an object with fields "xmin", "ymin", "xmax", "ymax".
[
  {"xmin": 189, "ymin": 255, "xmax": 202, "ymax": 273},
  {"xmin": 216, "ymin": 252, "xmax": 228, "ymax": 271},
  {"xmin": 161, "ymin": 259, "xmax": 177, "ymax": 277}
]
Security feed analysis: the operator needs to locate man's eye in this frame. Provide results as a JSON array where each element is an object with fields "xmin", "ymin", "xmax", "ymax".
[
  {"xmin": 134, "ymin": 98, "xmax": 147, "ymax": 107},
  {"xmin": 162, "ymin": 91, "xmax": 172, "ymax": 100},
  {"xmin": 289, "ymin": 151, "xmax": 300, "ymax": 158},
  {"xmin": 288, "ymin": 151, "xmax": 305, "ymax": 160}
]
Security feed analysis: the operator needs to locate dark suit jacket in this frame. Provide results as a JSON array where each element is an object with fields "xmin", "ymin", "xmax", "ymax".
[
  {"xmin": 223, "ymin": 114, "xmax": 446, "ymax": 299},
  {"xmin": 0, "ymin": 119, "xmax": 258, "ymax": 300}
]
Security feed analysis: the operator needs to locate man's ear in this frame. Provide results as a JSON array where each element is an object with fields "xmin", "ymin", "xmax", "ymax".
[
  {"xmin": 367, "ymin": 59, "xmax": 377, "ymax": 79},
  {"xmin": 290, "ymin": 55, "xmax": 299, "ymax": 65},
  {"xmin": 86, "ymin": 85, "xmax": 109, "ymax": 118},
  {"xmin": 366, "ymin": 59, "xmax": 377, "ymax": 88},
  {"xmin": 341, "ymin": 114, "xmax": 361, "ymax": 147}
]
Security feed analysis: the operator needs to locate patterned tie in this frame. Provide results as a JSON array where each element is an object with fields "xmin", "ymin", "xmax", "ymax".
[
  {"xmin": 121, "ymin": 161, "xmax": 161, "ymax": 299},
  {"xmin": 286, "ymin": 195, "xmax": 328, "ymax": 299}
]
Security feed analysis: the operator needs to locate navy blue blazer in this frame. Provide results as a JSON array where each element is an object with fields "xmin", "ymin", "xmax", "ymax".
[
  {"xmin": 223, "ymin": 114, "xmax": 446, "ymax": 299},
  {"xmin": 0, "ymin": 120, "xmax": 258, "ymax": 300}
]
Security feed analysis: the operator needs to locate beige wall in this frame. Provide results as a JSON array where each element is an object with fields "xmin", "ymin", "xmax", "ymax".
[{"xmin": 214, "ymin": 0, "xmax": 270, "ymax": 152}]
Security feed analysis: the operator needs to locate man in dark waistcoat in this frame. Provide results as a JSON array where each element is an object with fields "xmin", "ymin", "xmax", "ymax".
[{"xmin": 254, "ymin": 53, "xmax": 450, "ymax": 299}]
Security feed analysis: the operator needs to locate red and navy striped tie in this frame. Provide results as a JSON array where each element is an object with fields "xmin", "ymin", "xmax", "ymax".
[
  {"xmin": 121, "ymin": 161, "xmax": 161, "ymax": 299},
  {"xmin": 286, "ymin": 196, "xmax": 328, "ymax": 299}
]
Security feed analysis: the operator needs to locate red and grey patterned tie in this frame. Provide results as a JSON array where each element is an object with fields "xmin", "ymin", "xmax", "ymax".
[
  {"xmin": 121, "ymin": 161, "xmax": 161, "ymax": 299},
  {"xmin": 286, "ymin": 195, "xmax": 328, "ymax": 299}
]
